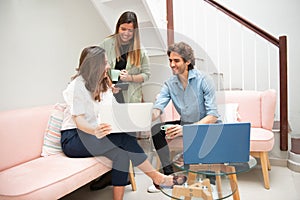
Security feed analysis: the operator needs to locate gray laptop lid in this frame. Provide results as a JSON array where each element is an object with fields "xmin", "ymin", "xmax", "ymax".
[
  {"xmin": 98, "ymin": 103, "xmax": 153, "ymax": 133},
  {"xmin": 183, "ymin": 123, "xmax": 250, "ymax": 164}
]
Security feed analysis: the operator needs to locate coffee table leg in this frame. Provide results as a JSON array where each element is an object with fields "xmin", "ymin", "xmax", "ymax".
[
  {"xmin": 187, "ymin": 172, "xmax": 197, "ymax": 185},
  {"xmin": 228, "ymin": 173, "xmax": 240, "ymax": 200},
  {"xmin": 216, "ymin": 175, "xmax": 223, "ymax": 199}
]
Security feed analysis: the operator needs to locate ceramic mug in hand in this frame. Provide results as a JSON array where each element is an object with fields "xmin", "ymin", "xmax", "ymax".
[
  {"xmin": 110, "ymin": 69, "xmax": 120, "ymax": 82},
  {"xmin": 160, "ymin": 124, "xmax": 175, "ymax": 131}
]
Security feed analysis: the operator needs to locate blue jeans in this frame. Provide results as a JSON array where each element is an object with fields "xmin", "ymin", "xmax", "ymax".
[{"xmin": 61, "ymin": 129, "xmax": 147, "ymax": 186}]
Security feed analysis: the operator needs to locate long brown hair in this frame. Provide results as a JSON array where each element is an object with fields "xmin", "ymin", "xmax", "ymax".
[
  {"xmin": 72, "ymin": 46, "xmax": 112, "ymax": 102},
  {"xmin": 114, "ymin": 11, "xmax": 141, "ymax": 67}
]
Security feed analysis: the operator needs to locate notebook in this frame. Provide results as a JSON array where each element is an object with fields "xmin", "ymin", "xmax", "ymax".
[
  {"xmin": 98, "ymin": 103, "xmax": 153, "ymax": 133},
  {"xmin": 183, "ymin": 122, "xmax": 251, "ymax": 164}
]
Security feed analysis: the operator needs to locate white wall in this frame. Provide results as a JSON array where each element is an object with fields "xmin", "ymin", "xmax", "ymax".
[
  {"xmin": 1, "ymin": 0, "xmax": 299, "ymax": 137},
  {"xmin": 0, "ymin": 0, "xmax": 109, "ymax": 111}
]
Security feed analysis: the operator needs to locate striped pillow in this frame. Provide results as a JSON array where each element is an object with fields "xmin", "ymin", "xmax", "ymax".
[{"xmin": 41, "ymin": 103, "xmax": 66, "ymax": 157}]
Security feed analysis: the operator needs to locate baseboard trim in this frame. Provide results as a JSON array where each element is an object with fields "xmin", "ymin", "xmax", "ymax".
[
  {"xmin": 269, "ymin": 157, "xmax": 287, "ymax": 167},
  {"xmin": 287, "ymin": 151, "xmax": 300, "ymax": 172}
]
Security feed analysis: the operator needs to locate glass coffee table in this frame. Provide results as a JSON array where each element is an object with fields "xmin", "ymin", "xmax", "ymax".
[{"xmin": 159, "ymin": 153, "xmax": 257, "ymax": 200}]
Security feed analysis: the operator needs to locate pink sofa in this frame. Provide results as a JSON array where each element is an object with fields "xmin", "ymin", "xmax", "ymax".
[
  {"xmin": 0, "ymin": 105, "xmax": 113, "ymax": 199},
  {"xmin": 160, "ymin": 89, "xmax": 276, "ymax": 189}
]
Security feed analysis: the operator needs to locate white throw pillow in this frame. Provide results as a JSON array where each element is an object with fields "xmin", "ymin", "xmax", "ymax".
[{"xmin": 217, "ymin": 103, "xmax": 239, "ymax": 123}]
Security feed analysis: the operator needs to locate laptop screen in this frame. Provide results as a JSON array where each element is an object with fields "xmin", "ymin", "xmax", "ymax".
[{"xmin": 183, "ymin": 123, "xmax": 250, "ymax": 164}]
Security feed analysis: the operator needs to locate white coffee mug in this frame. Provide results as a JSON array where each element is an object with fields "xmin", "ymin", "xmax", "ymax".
[
  {"xmin": 110, "ymin": 69, "xmax": 120, "ymax": 82},
  {"xmin": 160, "ymin": 124, "xmax": 175, "ymax": 131}
]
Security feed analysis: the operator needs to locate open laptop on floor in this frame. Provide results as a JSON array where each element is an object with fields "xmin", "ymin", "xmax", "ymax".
[
  {"xmin": 183, "ymin": 123, "xmax": 251, "ymax": 164},
  {"xmin": 98, "ymin": 103, "xmax": 153, "ymax": 133}
]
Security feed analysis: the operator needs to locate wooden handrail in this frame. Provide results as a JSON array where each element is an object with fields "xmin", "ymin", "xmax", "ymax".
[
  {"xmin": 204, "ymin": 0, "xmax": 279, "ymax": 47},
  {"xmin": 166, "ymin": 0, "xmax": 289, "ymax": 150}
]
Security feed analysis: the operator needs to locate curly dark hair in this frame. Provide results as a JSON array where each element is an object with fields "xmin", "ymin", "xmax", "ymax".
[{"xmin": 167, "ymin": 42, "xmax": 195, "ymax": 70}]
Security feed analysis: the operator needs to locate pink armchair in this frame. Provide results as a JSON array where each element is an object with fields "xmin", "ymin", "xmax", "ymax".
[{"xmin": 159, "ymin": 89, "xmax": 276, "ymax": 189}]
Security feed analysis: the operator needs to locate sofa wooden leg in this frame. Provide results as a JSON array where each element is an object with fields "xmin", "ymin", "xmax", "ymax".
[
  {"xmin": 260, "ymin": 152, "xmax": 270, "ymax": 189},
  {"xmin": 129, "ymin": 160, "xmax": 137, "ymax": 191}
]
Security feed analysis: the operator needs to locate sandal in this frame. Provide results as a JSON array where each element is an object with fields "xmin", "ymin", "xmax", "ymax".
[{"xmin": 154, "ymin": 174, "xmax": 187, "ymax": 189}]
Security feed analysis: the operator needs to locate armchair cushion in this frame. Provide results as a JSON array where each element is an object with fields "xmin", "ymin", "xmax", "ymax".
[
  {"xmin": 250, "ymin": 128, "xmax": 274, "ymax": 152},
  {"xmin": 217, "ymin": 103, "xmax": 239, "ymax": 123},
  {"xmin": 216, "ymin": 91, "xmax": 261, "ymax": 127}
]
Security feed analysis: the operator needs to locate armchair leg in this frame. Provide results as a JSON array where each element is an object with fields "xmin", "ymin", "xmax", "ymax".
[
  {"xmin": 266, "ymin": 153, "xmax": 271, "ymax": 171},
  {"xmin": 250, "ymin": 151, "xmax": 271, "ymax": 189},
  {"xmin": 260, "ymin": 152, "xmax": 270, "ymax": 189}
]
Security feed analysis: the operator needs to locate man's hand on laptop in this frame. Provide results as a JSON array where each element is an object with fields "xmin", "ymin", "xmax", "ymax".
[{"xmin": 165, "ymin": 125, "xmax": 182, "ymax": 140}]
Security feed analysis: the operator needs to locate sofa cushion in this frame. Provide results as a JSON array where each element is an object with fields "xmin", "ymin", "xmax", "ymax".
[
  {"xmin": 41, "ymin": 103, "xmax": 66, "ymax": 157},
  {"xmin": 250, "ymin": 128, "xmax": 274, "ymax": 152},
  {"xmin": 0, "ymin": 106, "xmax": 52, "ymax": 172},
  {"xmin": 0, "ymin": 153, "xmax": 112, "ymax": 199}
]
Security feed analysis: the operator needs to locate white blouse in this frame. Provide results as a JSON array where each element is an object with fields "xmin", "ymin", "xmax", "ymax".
[{"xmin": 61, "ymin": 76, "xmax": 114, "ymax": 131}]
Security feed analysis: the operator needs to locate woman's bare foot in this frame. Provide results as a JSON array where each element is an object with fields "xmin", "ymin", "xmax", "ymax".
[
  {"xmin": 153, "ymin": 173, "xmax": 187, "ymax": 189},
  {"xmin": 152, "ymin": 173, "xmax": 170, "ymax": 186}
]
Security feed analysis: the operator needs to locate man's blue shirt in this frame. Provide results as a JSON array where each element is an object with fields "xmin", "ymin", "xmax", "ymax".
[{"xmin": 154, "ymin": 69, "xmax": 219, "ymax": 123}]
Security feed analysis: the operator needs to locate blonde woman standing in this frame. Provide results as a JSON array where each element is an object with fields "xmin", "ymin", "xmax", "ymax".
[
  {"xmin": 91, "ymin": 11, "xmax": 151, "ymax": 191},
  {"xmin": 100, "ymin": 11, "xmax": 150, "ymax": 103}
]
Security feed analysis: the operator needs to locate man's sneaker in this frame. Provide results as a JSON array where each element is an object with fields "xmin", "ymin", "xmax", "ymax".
[
  {"xmin": 147, "ymin": 184, "xmax": 161, "ymax": 193},
  {"xmin": 210, "ymin": 184, "xmax": 218, "ymax": 198}
]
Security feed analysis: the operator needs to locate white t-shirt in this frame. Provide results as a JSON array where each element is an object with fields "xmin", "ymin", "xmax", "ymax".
[{"xmin": 61, "ymin": 76, "xmax": 114, "ymax": 131}]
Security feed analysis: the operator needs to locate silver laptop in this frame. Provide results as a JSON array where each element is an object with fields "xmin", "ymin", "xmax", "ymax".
[
  {"xmin": 183, "ymin": 123, "xmax": 251, "ymax": 164},
  {"xmin": 98, "ymin": 103, "xmax": 153, "ymax": 133}
]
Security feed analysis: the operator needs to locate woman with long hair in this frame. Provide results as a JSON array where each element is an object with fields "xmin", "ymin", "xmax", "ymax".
[
  {"xmin": 100, "ymin": 11, "xmax": 150, "ymax": 103},
  {"xmin": 60, "ymin": 46, "xmax": 185, "ymax": 200}
]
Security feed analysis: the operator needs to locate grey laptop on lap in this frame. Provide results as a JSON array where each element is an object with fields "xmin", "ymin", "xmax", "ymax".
[
  {"xmin": 183, "ymin": 123, "xmax": 251, "ymax": 164},
  {"xmin": 98, "ymin": 103, "xmax": 153, "ymax": 133}
]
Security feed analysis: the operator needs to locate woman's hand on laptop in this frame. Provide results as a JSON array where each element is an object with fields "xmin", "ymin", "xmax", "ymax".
[
  {"xmin": 152, "ymin": 108, "xmax": 161, "ymax": 121},
  {"xmin": 94, "ymin": 123, "xmax": 112, "ymax": 139},
  {"xmin": 165, "ymin": 125, "xmax": 182, "ymax": 139}
]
